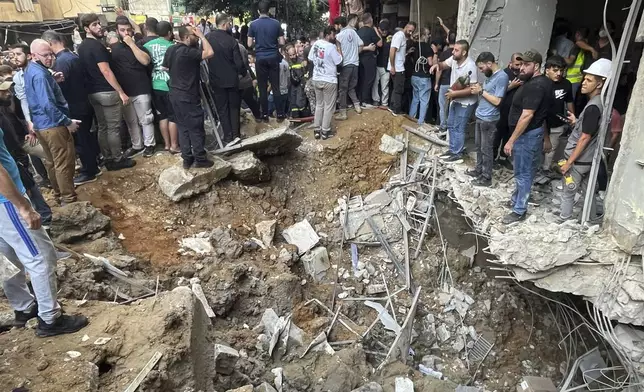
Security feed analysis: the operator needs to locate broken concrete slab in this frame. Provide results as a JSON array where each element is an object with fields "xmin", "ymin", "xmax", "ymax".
[
  {"xmin": 214, "ymin": 344, "xmax": 240, "ymax": 375},
  {"xmin": 380, "ymin": 134, "xmax": 405, "ymax": 155},
  {"xmin": 282, "ymin": 219, "xmax": 320, "ymax": 255},
  {"xmin": 226, "ymin": 150, "xmax": 271, "ymax": 184},
  {"xmin": 364, "ymin": 189, "xmax": 393, "ymax": 207},
  {"xmin": 301, "ymin": 247, "xmax": 330, "ymax": 282},
  {"xmin": 180, "ymin": 237, "xmax": 213, "ymax": 255},
  {"xmin": 215, "ymin": 126, "xmax": 303, "ymax": 157},
  {"xmin": 50, "ymin": 201, "xmax": 111, "ymax": 243},
  {"xmin": 158, "ymin": 157, "xmax": 232, "ymax": 202},
  {"xmin": 395, "ymin": 377, "xmax": 414, "ymax": 392},
  {"xmin": 256, "ymin": 220, "xmax": 277, "ymax": 248}
]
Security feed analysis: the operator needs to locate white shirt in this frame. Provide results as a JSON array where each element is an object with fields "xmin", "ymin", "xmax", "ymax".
[
  {"xmin": 387, "ymin": 31, "xmax": 406, "ymax": 72},
  {"xmin": 447, "ymin": 56, "xmax": 479, "ymax": 106},
  {"xmin": 308, "ymin": 40, "xmax": 343, "ymax": 84},
  {"xmin": 336, "ymin": 27, "xmax": 363, "ymax": 66}
]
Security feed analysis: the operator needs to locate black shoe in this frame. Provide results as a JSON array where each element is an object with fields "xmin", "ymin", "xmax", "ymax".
[
  {"xmin": 465, "ymin": 169, "xmax": 481, "ymax": 177},
  {"xmin": 439, "ymin": 151, "xmax": 452, "ymax": 160},
  {"xmin": 321, "ymin": 131, "xmax": 331, "ymax": 140},
  {"xmin": 105, "ymin": 158, "xmax": 137, "ymax": 171},
  {"xmin": 276, "ymin": 115, "xmax": 286, "ymax": 123},
  {"xmin": 36, "ymin": 314, "xmax": 89, "ymax": 337},
  {"xmin": 444, "ymin": 154, "xmax": 464, "ymax": 164},
  {"xmin": 502, "ymin": 212, "xmax": 526, "ymax": 224},
  {"xmin": 314, "ymin": 130, "xmax": 321, "ymax": 139},
  {"xmin": 194, "ymin": 159, "xmax": 215, "ymax": 168},
  {"xmin": 125, "ymin": 147, "xmax": 144, "ymax": 158},
  {"xmin": 143, "ymin": 146, "xmax": 155, "ymax": 157},
  {"xmin": 472, "ymin": 177, "xmax": 492, "ymax": 187},
  {"xmin": 182, "ymin": 160, "xmax": 193, "ymax": 169},
  {"xmin": 73, "ymin": 173, "xmax": 97, "ymax": 186},
  {"xmin": 13, "ymin": 303, "xmax": 38, "ymax": 327},
  {"xmin": 38, "ymin": 179, "xmax": 52, "ymax": 189},
  {"xmin": 261, "ymin": 116, "xmax": 270, "ymax": 123}
]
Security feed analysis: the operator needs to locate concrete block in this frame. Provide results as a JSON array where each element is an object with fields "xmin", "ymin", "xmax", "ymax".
[
  {"xmin": 394, "ymin": 377, "xmax": 414, "ymax": 392},
  {"xmin": 379, "ymin": 134, "xmax": 404, "ymax": 155},
  {"xmin": 351, "ymin": 382, "xmax": 383, "ymax": 392},
  {"xmin": 216, "ymin": 126, "xmax": 302, "ymax": 157},
  {"xmin": 364, "ymin": 189, "xmax": 392, "ymax": 207},
  {"xmin": 158, "ymin": 157, "xmax": 232, "ymax": 202},
  {"xmin": 255, "ymin": 220, "xmax": 277, "ymax": 247},
  {"xmin": 301, "ymin": 247, "xmax": 330, "ymax": 282},
  {"xmin": 255, "ymin": 382, "xmax": 278, "ymax": 392},
  {"xmin": 214, "ymin": 344, "xmax": 240, "ymax": 375},
  {"xmin": 50, "ymin": 201, "xmax": 111, "ymax": 243},
  {"xmin": 226, "ymin": 150, "xmax": 271, "ymax": 184},
  {"xmin": 282, "ymin": 219, "xmax": 320, "ymax": 255}
]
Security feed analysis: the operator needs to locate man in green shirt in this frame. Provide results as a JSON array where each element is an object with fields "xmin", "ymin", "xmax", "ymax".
[{"xmin": 143, "ymin": 21, "xmax": 179, "ymax": 153}]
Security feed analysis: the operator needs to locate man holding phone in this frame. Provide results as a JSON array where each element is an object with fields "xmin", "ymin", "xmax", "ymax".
[
  {"xmin": 23, "ymin": 39, "xmax": 79, "ymax": 204},
  {"xmin": 543, "ymin": 55, "xmax": 574, "ymax": 173}
]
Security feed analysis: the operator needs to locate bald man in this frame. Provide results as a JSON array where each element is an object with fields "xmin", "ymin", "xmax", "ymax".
[{"xmin": 24, "ymin": 39, "xmax": 79, "ymax": 204}]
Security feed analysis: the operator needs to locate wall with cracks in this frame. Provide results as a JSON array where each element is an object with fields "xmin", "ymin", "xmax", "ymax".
[{"xmin": 463, "ymin": 0, "xmax": 557, "ymax": 67}]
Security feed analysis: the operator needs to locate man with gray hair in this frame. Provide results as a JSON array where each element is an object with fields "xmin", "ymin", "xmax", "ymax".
[
  {"xmin": 42, "ymin": 30, "xmax": 100, "ymax": 186},
  {"xmin": 24, "ymin": 39, "xmax": 78, "ymax": 204}
]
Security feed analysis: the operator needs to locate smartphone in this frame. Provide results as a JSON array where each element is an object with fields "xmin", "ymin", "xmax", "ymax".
[{"xmin": 556, "ymin": 114, "xmax": 570, "ymax": 123}]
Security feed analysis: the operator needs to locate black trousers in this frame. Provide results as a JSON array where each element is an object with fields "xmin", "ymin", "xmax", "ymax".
[
  {"xmin": 241, "ymin": 86, "xmax": 261, "ymax": 119},
  {"xmin": 358, "ymin": 56, "xmax": 377, "ymax": 104},
  {"xmin": 73, "ymin": 111, "xmax": 100, "ymax": 176},
  {"xmin": 493, "ymin": 122, "xmax": 511, "ymax": 159},
  {"xmin": 169, "ymin": 93, "xmax": 207, "ymax": 163},
  {"xmin": 256, "ymin": 55, "xmax": 284, "ymax": 118},
  {"xmin": 390, "ymin": 72, "xmax": 405, "ymax": 114},
  {"xmin": 212, "ymin": 86, "xmax": 241, "ymax": 144}
]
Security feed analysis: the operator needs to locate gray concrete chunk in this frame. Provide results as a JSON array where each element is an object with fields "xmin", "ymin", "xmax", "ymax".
[
  {"xmin": 255, "ymin": 382, "xmax": 278, "ymax": 392},
  {"xmin": 379, "ymin": 134, "xmax": 404, "ymax": 155},
  {"xmin": 216, "ymin": 126, "xmax": 302, "ymax": 157},
  {"xmin": 301, "ymin": 247, "xmax": 330, "ymax": 282},
  {"xmin": 158, "ymin": 157, "xmax": 232, "ymax": 202},
  {"xmin": 282, "ymin": 219, "xmax": 319, "ymax": 254},
  {"xmin": 226, "ymin": 150, "xmax": 271, "ymax": 184},
  {"xmin": 255, "ymin": 220, "xmax": 277, "ymax": 247},
  {"xmin": 394, "ymin": 377, "xmax": 414, "ymax": 392},
  {"xmin": 214, "ymin": 344, "xmax": 239, "ymax": 375},
  {"xmin": 351, "ymin": 382, "xmax": 383, "ymax": 392}
]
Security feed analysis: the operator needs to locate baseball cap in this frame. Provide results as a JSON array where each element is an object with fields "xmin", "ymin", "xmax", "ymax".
[
  {"xmin": 0, "ymin": 76, "xmax": 13, "ymax": 91},
  {"xmin": 517, "ymin": 49, "xmax": 543, "ymax": 64}
]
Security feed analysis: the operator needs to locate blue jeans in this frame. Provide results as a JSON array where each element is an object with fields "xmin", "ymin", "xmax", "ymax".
[
  {"xmin": 447, "ymin": 102, "xmax": 475, "ymax": 156},
  {"xmin": 27, "ymin": 184, "xmax": 51, "ymax": 226},
  {"xmin": 409, "ymin": 76, "xmax": 431, "ymax": 124},
  {"xmin": 438, "ymin": 85, "xmax": 450, "ymax": 129},
  {"xmin": 511, "ymin": 126, "xmax": 544, "ymax": 215}
]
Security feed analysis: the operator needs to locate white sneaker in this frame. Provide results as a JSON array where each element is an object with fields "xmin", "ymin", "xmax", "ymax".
[{"xmin": 354, "ymin": 104, "xmax": 363, "ymax": 114}]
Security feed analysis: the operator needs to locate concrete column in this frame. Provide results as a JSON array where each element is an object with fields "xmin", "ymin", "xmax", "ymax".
[{"xmin": 605, "ymin": 54, "xmax": 644, "ymax": 255}]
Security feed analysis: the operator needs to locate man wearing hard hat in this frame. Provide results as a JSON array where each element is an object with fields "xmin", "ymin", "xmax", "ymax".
[{"xmin": 558, "ymin": 58, "xmax": 612, "ymax": 222}]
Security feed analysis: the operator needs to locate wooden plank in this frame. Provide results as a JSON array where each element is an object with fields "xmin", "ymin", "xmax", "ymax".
[
  {"xmin": 191, "ymin": 283, "xmax": 216, "ymax": 320},
  {"xmin": 123, "ymin": 351, "xmax": 163, "ymax": 392}
]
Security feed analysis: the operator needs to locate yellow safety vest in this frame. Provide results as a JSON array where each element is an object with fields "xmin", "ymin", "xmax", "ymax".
[{"xmin": 567, "ymin": 51, "xmax": 585, "ymax": 83}]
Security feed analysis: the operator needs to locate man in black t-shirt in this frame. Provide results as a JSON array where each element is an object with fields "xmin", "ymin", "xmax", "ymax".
[
  {"xmin": 78, "ymin": 13, "xmax": 135, "ymax": 171},
  {"xmin": 502, "ymin": 49, "xmax": 552, "ymax": 224},
  {"xmin": 357, "ymin": 13, "xmax": 382, "ymax": 107},
  {"xmin": 408, "ymin": 28, "xmax": 433, "ymax": 125},
  {"xmin": 163, "ymin": 25, "xmax": 214, "ymax": 169},
  {"xmin": 372, "ymin": 19, "xmax": 391, "ymax": 107},
  {"xmin": 543, "ymin": 55, "xmax": 574, "ymax": 172},
  {"xmin": 112, "ymin": 16, "xmax": 156, "ymax": 158},
  {"xmin": 494, "ymin": 52, "xmax": 523, "ymax": 164}
]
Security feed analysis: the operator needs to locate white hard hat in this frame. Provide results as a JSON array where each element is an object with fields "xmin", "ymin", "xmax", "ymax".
[{"xmin": 584, "ymin": 58, "xmax": 612, "ymax": 79}]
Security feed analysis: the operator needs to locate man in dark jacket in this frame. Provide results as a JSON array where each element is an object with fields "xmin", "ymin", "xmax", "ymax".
[{"xmin": 206, "ymin": 13, "xmax": 247, "ymax": 144}]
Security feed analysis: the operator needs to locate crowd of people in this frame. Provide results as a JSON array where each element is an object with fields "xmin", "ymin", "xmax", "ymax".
[{"xmin": 0, "ymin": 0, "xmax": 627, "ymax": 339}]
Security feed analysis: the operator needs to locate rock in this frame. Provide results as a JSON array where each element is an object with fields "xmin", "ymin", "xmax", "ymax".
[
  {"xmin": 452, "ymin": 336, "xmax": 465, "ymax": 352},
  {"xmin": 282, "ymin": 219, "xmax": 320, "ymax": 255},
  {"xmin": 50, "ymin": 202, "xmax": 111, "ymax": 243},
  {"xmin": 364, "ymin": 189, "xmax": 393, "ymax": 207},
  {"xmin": 351, "ymin": 382, "xmax": 383, "ymax": 392},
  {"xmin": 456, "ymin": 385, "xmax": 483, "ymax": 392},
  {"xmin": 277, "ymin": 247, "xmax": 296, "ymax": 266},
  {"xmin": 301, "ymin": 247, "xmax": 330, "ymax": 282},
  {"xmin": 256, "ymin": 220, "xmax": 277, "ymax": 247},
  {"xmin": 366, "ymin": 284, "xmax": 386, "ymax": 295},
  {"xmin": 218, "ymin": 126, "xmax": 303, "ymax": 157},
  {"xmin": 394, "ymin": 377, "xmax": 414, "ymax": 392},
  {"xmin": 211, "ymin": 227, "xmax": 243, "ymax": 259},
  {"xmin": 379, "ymin": 134, "xmax": 405, "ymax": 155},
  {"xmin": 226, "ymin": 150, "xmax": 271, "ymax": 183},
  {"xmin": 226, "ymin": 386, "xmax": 253, "ymax": 392},
  {"xmin": 180, "ymin": 237, "xmax": 213, "ymax": 254},
  {"xmin": 158, "ymin": 157, "xmax": 232, "ymax": 202},
  {"xmin": 437, "ymin": 324, "xmax": 450, "ymax": 342},
  {"xmin": 255, "ymin": 382, "xmax": 278, "ymax": 392},
  {"xmin": 36, "ymin": 359, "xmax": 49, "ymax": 371},
  {"xmin": 214, "ymin": 344, "xmax": 240, "ymax": 375}
]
